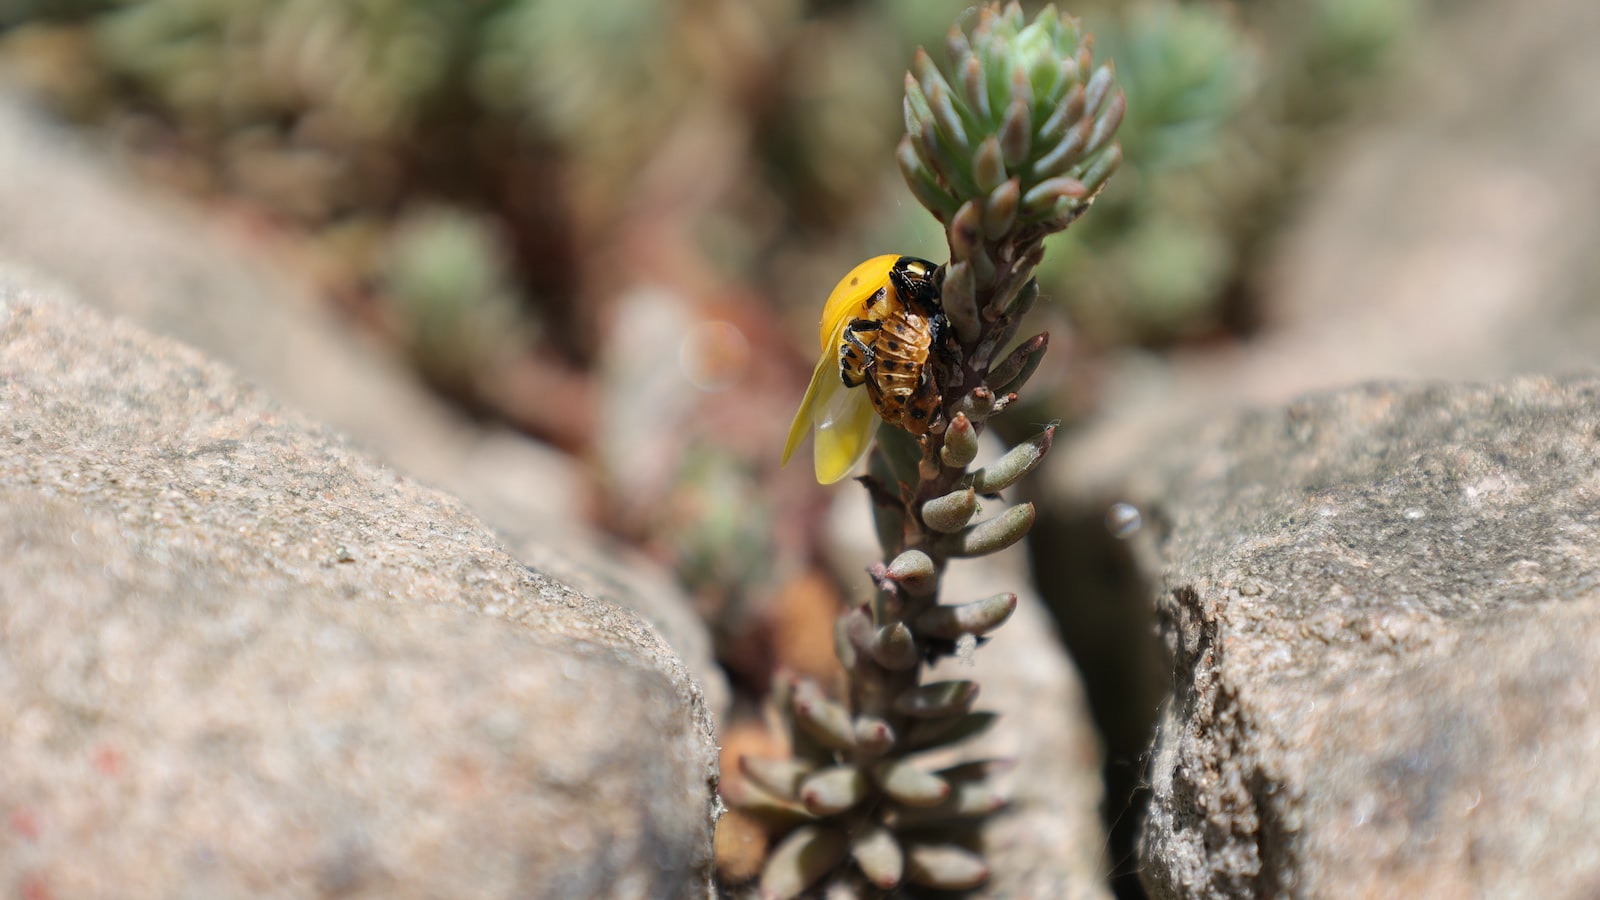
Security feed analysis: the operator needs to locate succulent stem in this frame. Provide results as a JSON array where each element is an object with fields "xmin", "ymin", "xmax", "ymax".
[{"xmin": 741, "ymin": 4, "xmax": 1121, "ymax": 896}]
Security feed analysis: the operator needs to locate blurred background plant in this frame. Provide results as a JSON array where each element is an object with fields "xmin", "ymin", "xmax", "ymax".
[
  {"xmin": 1035, "ymin": 0, "xmax": 1417, "ymax": 351},
  {"xmin": 380, "ymin": 204, "xmax": 528, "ymax": 399},
  {"xmin": 0, "ymin": 1, "xmax": 1420, "ymax": 896}
]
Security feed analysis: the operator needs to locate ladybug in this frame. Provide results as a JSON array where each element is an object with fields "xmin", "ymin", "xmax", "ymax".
[{"xmin": 782, "ymin": 255, "xmax": 946, "ymax": 484}]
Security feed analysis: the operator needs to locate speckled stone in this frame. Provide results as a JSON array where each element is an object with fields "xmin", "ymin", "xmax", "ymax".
[
  {"xmin": 1134, "ymin": 377, "xmax": 1600, "ymax": 899},
  {"xmin": 0, "ymin": 279, "xmax": 719, "ymax": 899}
]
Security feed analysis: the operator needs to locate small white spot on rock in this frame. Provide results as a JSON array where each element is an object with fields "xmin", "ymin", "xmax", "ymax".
[
  {"xmin": 1106, "ymin": 502, "xmax": 1142, "ymax": 538},
  {"xmin": 1351, "ymin": 795, "xmax": 1376, "ymax": 828}
]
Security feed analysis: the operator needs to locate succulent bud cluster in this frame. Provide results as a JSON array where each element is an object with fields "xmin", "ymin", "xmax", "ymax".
[
  {"xmin": 734, "ymin": 5, "xmax": 1120, "ymax": 897},
  {"xmin": 899, "ymin": 2, "xmax": 1124, "ymax": 351}
]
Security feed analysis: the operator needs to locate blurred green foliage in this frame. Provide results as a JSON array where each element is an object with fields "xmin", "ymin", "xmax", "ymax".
[
  {"xmin": 93, "ymin": 1, "xmax": 471, "ymax": 138},
  {"xmin": 382, "ymin": 204, "xmax": 526, "ymax": 393},
  {"xmin": 0, "ymin": 0, "xmax": 114, "ymax": 28},
  {"xmin": 1038, "ymin": 0, "xmax": 1416, "ymax": 346},
  {"xmin": 2, "ymin": 0, "xmax": 1415, "ymax": 358}
]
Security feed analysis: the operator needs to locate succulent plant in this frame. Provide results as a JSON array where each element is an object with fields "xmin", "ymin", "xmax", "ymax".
[
  {"xmin": 733, "ymin": 4, "xmax": 1122, "ymax": 897},
  {"xmin": 380, "ymin": 204, "xmax": 528, "ymax": 394}
]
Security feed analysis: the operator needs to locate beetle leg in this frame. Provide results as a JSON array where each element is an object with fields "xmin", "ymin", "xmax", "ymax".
[
  {"xmin": 839, "ymin": 319, "xmax": 882, "ymax": 388},
  {"xmin": 862, "ymin": 286, "xmax": 889, "ymax": 312}
]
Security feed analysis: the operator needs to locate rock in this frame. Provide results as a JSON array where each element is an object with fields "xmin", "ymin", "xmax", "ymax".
[
  {"xmin": 827, "ymin": 485, "xmax": 1111, "ymax": 899},
  {"xmin": 1132, "ymin": 376, "xmax": 1600, "ymax": 898},
  {"xmin": 0, "ymin": 278, "xmax": 719, "ymax": 898},
  {"xmin": 0, "ymin": 87, "xmax": 728, "ymax": 718},
  {"xmin": 1036, "ymin": 3, "xmax": 1600, "ymax": 888}
]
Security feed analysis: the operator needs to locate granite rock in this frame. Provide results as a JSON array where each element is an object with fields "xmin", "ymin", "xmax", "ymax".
[
  {"xmin": 1133, "ymin": 376, "xmax": 1600, "ymax": 899},
  {"xmin": 1038, "ymin": 3, "xmax": 1600, "ymax": 886},
  {"xmin": 0, "ymin": 278, "xmax": 719, "ymax": 898}
]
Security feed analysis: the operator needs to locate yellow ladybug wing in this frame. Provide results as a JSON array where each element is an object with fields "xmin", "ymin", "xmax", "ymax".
[
  {"xmin": 810, "ymin": 367, "xmax": 881, "ymax": 484},
  {"xmin": 782, "ymin": 327, "xmax": 881, "ymax": 483},
  {"xmin": 817, "ymin": 254, "xmax": 902, "ymax": 349},
  {"xmin": 782, "ymin": 344, "xmax": 835, "ymax": 469}
]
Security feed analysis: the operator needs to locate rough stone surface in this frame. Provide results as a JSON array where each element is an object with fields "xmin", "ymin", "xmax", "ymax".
[
  {"xmin": 1131, "ymin": 376, "xmax": 1600, "ymax": 899},
  {"xmin": 0, "ymin": 279, "xmax": 719, "ymax": 898},
  {"xmin": 1034, "ymin": 3, "xmax": 1600, "ymax": 888},
  {"xmin": 828, "ymin": 485, "xmax": 1111, "ymax": 899},
  {"xmin": 0, "ymin": 87, "xmax": 727, "ymax": 718}
]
